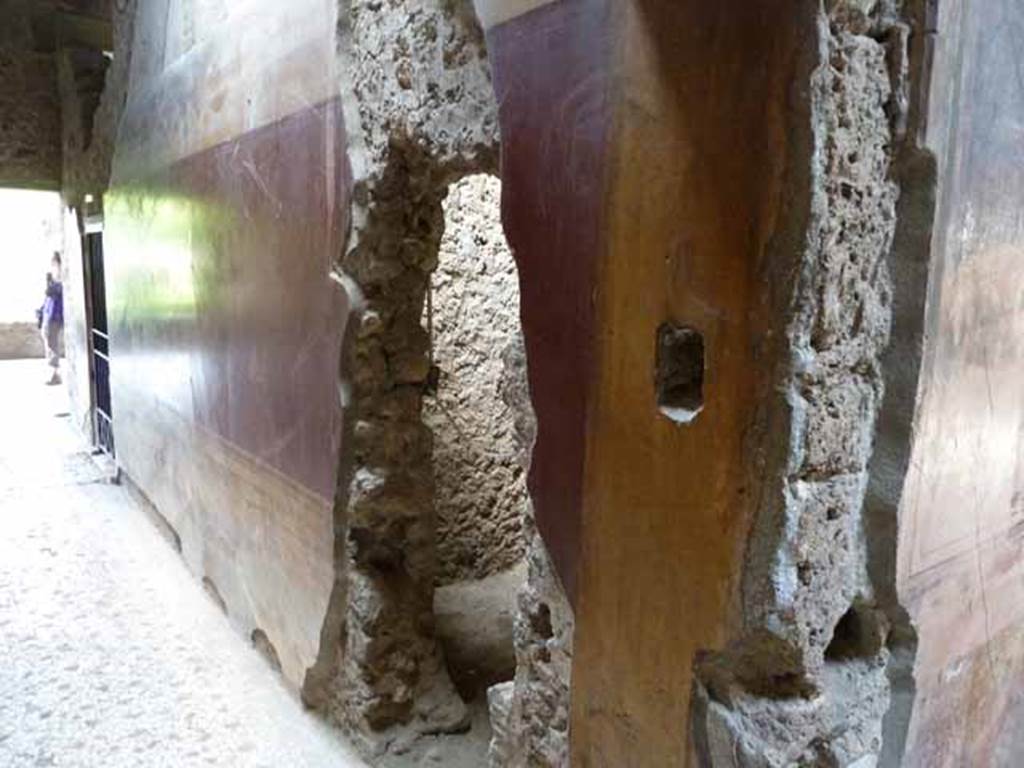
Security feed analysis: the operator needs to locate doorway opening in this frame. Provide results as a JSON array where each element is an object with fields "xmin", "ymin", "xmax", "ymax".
[
  {"xmin": 82, "ymin": 205, "xmax": 113, "ymax": 457},
  {"xmin": 426, "ymin": 173, "xmax": 534, "ymax": 708},
  {"xmin": 0, "ymin": 189, "xmax": 63, "ymax": 361},
  {"xmin": 425, "ymin": 173, "xmax": 532, "ymax": 587}
]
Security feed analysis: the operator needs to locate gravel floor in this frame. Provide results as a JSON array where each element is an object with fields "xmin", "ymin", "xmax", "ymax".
[{"xmin": 0, "ymin": 360, "xmax": 367, "ymax": 768}]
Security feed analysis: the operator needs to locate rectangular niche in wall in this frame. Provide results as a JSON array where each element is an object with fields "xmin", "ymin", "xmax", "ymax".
[{"xmin": 655, "ymin": 323, "xmax": 704, "ymax": 424}]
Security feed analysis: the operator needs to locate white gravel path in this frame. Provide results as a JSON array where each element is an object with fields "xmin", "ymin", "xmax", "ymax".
[{"xmin": 0, "ymin": 360, "xmax": 368, "ymax": 768}]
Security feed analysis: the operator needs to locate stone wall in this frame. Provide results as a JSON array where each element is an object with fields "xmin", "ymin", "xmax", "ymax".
[
  {"xmin": 0, "ymin": 322, "xmax": 43, "ymax": 359},
  {"xmin": 487, "ymin": 518, "xmax": 573, "ymax": 768},
  {"xmin": 693, "ymin": 2, "xmax": 912, "ymax": 765},
  {"xmin": 427, "ymin": 173, "xmax": 528, "ymax": 585},
  {"xmin": 0, "ymin": 1, "xmax": 62, "ymax": 189},
  {"xmin": 321, "ymin": 0, "xmax": 502, "ymax": 751}
]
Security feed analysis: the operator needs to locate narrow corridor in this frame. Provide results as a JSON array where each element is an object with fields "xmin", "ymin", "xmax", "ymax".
[{"xmin": 0, "ymin": 360, "xmax": 367, "ymax": 768}]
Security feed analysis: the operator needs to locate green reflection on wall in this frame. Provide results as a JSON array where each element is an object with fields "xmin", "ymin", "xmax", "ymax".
[{"xmin": 106, "ymin": 184, "xmax": 233, "ymax": 326}]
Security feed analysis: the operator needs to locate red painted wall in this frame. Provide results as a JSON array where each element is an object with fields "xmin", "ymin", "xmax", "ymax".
[
  {"xmin": 103, "ymin": 0, "xmax": 348, "ymax": 688},
  {"xmin": 486, "ymin": 0, "xmax": 614, "ymax": 603},
  {"xmin": 109, "ymin": 99, "xmax": 347, "ymax": 499},
  {"xmin": 899, "ymin": 1, "xmax": 1024, "ymax": 762}
]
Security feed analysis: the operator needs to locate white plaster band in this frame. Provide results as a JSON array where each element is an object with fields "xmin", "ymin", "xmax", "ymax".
[{"xmin": 473, "ymin": 0, "xmax": 561, "ymax": 30}]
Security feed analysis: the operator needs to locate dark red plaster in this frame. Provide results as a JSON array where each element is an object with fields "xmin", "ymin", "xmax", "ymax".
[
  {"xmin": 486, "ymin": 0, "xmax": 615, "ymax": 602},
  {"xmin": 106, "ymin": 99, "xmax": 349, "ymax": 500}
]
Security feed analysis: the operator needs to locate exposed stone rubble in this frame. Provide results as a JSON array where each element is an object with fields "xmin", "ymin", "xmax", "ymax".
[
  {"xmin": 486, "ymin": 681, "xmax": 515, "ymax": 766},
  {"xmin": 693, "ymin": 3, "xmax": 913, "ymax": 765},
  {"xmin": 487, "ymin": 518, "xmax": 574, "ymax": 768},
  {"xmin": 427, "ymin": 173, "xmax": 529, "ymax": 585},
  {"xmin": 479, "ymin": 263, "xmax": 573, "ymax": 767},
  {"xmin": 317, "ymin": 0, "xmax": 504, "ymax": 754}
]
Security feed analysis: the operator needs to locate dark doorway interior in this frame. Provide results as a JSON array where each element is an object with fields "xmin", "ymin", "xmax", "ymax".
[{"xmin": 84, "ymin": 229, "xmax": 113, "ymax": 457}]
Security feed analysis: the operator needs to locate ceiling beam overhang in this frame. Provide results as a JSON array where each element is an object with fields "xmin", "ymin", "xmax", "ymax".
[{"xmin": 56, "ymin": 10, "xmax": 113, "ymax": 52}]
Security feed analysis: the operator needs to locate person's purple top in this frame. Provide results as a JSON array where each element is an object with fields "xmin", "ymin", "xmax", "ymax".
[{"xmin": 43, "ymin": 279, "xmax": 63, "ymax": 326}]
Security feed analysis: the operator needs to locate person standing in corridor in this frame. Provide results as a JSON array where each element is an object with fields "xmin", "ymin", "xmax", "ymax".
[{"xmin": 39, "ymin": 252, "xmax": 63, "ymax": 386}]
